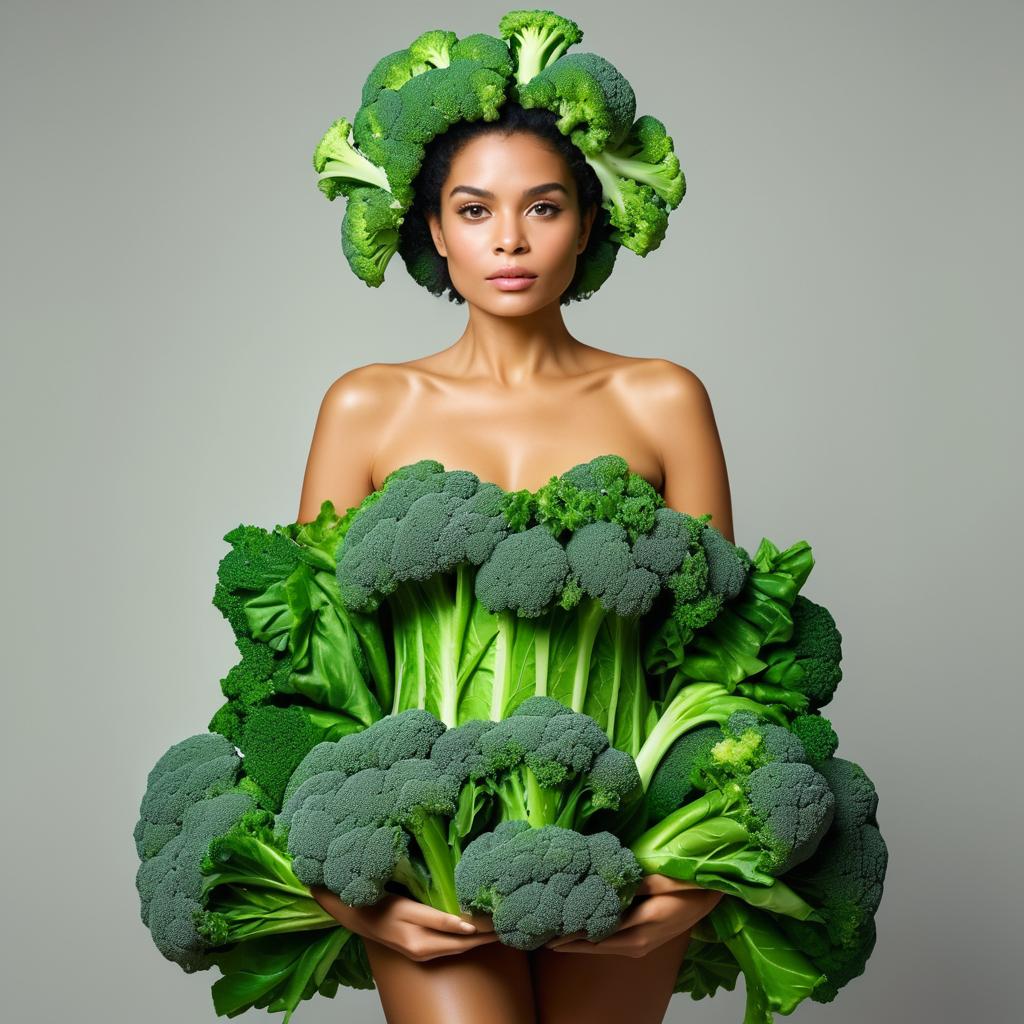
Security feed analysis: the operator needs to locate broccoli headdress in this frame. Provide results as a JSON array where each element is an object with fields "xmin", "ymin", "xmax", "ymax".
[{"xmin": 313, "ymin": 9, "xmax": 686, "ymax": 296}]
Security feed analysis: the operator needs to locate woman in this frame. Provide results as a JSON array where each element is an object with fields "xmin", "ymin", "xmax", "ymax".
[{"xmin": 296, "ymin": 102, "xmax": 731, "ymax": 1024}]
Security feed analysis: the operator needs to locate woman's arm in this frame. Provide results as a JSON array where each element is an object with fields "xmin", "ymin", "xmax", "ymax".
[
  {"xmin": 638, "ymin": 360, "xmax": 735, "ymax": 544},
  {"xmin": 296, "ymin": 366, "xmax": 388, "ymax": 524}
]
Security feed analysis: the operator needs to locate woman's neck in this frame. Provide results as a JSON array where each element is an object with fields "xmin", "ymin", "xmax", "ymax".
[{"xmin": 440, "ymin": 303, "xmax": 590, "ymax": 386}]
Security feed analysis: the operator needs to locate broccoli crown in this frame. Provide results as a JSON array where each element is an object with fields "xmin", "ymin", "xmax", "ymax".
[
  {"xmin": 515, "ymin": 51, "xmax": 636, "ymax": 157},
  {"xmin": 790, "ymin": 714, "xmax": 840, "ymax": 767},
  {"xmin": 474, "ymin": 525, "xmax": 569, "ymax": 616},
  {"xmin": 336, "ymin": 463, "xmax": 509, "ymax": 611},
  {"xmin": 584, "ymin": 745, "xmax": 643, "ymax": 811},
  {"xmin": 282, "ymin": 759, "xmax": 458, "ymax": 904},
  {"xmin": 454, "ymin": 819, "xmax": 642, "ymax": 949},
  {"xmin": 478, "ymin": 702, "xmax": 609, "ymax": 787},
  {"xmin": 760, "ymin": 595, "xmax": 843, "ymax": 708},
  {"xmin": 135, "ymin": 789, "xmax": 254, "ymax": 972},
  {"xmin": 134, "ymin": 733, "xmax": 243, "ymax": 862},
  {"xmin": 428, "ymin": 718, "xmax": 495, "ymax": 786},
  {"xmin": 280, "ymin": 709, "xmax": 447, "ymax": 816},
  {"xmin": 778, "ymin": 758, "xmax": 888, "ymax": 1001},
  {"xmin": 340, "ymin": 186, "xmax": 405, "ymax": 288},
  {"xmin": 527, "ymin": 453, "xmax": 665, "ymax": 538},
  {"xmin": 701, "ymin": 525, "xmax": 752, "ymax": 599},
  {"xmin": 645, "ymin": 725, "xmax": 725, "ymax": 824},
  {"xmin": 234, "ymin": 704, "xmax": 354, "ymax": 812},
  {"xmin": 216, "ymin": 524, "xmax": 300, "ymax": 594},
  {"xmin": 499, "ymin": 9, "xmax": 583, "ymax": 85},
  {"xmin": 741, "ymin": 760, "xmax": 836, "ymax": 874},
  {"xmin": 565, "ymin": 520, "xmax": 663, "ymax": 618}
]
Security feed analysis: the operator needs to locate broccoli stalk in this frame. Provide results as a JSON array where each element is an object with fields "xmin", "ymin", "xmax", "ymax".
[
  {"xmin": 499, "ymin": 9, "xmax": 584, "ymax": 86},
  {"xmin": 634, "ymin": 683, "xmax": 790, "ymax": 790}
]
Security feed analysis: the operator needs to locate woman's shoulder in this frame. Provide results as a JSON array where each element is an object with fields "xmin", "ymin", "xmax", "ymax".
[
  {"xmin": 320, "ymin": 361, "xmax": 419, "ymax": 413},
  {"xmin": 602, "ymin": 353, "xmax": 710, "ymax": 408}
]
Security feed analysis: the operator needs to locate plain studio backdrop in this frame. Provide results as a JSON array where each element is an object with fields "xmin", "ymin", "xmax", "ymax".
[{"xmin": 2, "ymin": 1, "xmax": 1019, "ymax": 1021}]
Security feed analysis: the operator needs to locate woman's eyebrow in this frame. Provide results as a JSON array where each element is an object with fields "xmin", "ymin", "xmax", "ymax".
[{"xmin": 448, "ymin": 182, "xmax": 570, "ymax": 199}]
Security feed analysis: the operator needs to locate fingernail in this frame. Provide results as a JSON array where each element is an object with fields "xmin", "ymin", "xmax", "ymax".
[{"xmin": 460, "ymin": 921, "xmax": 476, "ymax": 932}]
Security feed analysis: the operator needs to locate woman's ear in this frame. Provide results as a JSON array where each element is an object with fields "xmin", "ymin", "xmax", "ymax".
[
  {"xmin": 577, "ymin": 202, "xmax": 598, "ymax": 254},
  {"xmin": 425, "ymin": 212, "xmax": 447, "ymax": 258}
]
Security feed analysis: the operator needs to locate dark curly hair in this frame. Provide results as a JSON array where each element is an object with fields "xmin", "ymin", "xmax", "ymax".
[{"xmin": 396, "ymin": 102, "xmax": 619, "ymax": 305}]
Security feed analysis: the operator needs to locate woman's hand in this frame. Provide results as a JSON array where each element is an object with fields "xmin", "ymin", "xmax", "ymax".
[
  {"xmin": 311, "ymin": 886, "xmax": 499, "ymax": 962},
  {"xmin": 542, "ymin": 874, "xmax": 723, "ymax": 957}
]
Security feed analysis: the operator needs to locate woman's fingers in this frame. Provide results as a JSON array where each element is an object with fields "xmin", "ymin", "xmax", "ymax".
[
  {"xmin": 635, "ymin": 873, "xmax": 705, "ymax": 896},
  {"xmin": 399, "ymin": 899, "xmax": 482, "ymax": 935}
]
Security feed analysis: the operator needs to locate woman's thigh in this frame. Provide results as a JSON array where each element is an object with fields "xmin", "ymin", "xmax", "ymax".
[
  {"xmin": 529, "ymin": 930, "xmax": 691, "ymax": 1024},
  {"xmin": 363, "ymin": 936, "xmax": 536, "ymax": 1024}
]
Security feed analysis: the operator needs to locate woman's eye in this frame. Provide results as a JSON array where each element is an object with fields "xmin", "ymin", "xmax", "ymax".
[{"xmin": 456, "ymin": 202, "xmax": 561, "ymax": 219}]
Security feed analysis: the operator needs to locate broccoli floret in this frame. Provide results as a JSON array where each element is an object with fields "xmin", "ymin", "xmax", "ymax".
[
  {"xmin": 216, "ymin": 524, "xmax": 301, "ymax": 594},
  {"xmin": 499, "ymin": 9, "xmax": 583, "ymax": 86},
  {"xmin": 450, "ymin": 33, "xmax": 515, "ymax": 80},
  {"xmin": 583, "ymin": 114, "xmax": 685, "ymax": 211},
  {"xmin": 516, "ymin": 52, "xmax": 635, "ymax": 157},
  {"xmin": 755, "ymin": 595, "xmax": 843, "ymax": 709},
  {"xmin": 360, "ymin": 49, "xmax": 432, "ymax": 107},
  {"xmin": 767, "ymin": 758, "xmax": 888, "ymax": 1002},
  {"xmin": 631, "ymin": 711, "xmax": 835, "ymax": 886},
  {"xmin": 469, "ymin": 699, "xmax": 622, "ymax": 830},
  {"xmin": 474, "ymin": 525, "xmax": 569, "ymax": 616},
  {"xmin": 407, "ymin": 29, "xmax": 458, "ymax": 69},
  {"xmin": 454, "ymin": 820, "xmax": 643, "ymax": 949},
  {"xmin": 527, "ymin": 453, "xmax": 665, "ymax": 539},
  {"xmin": 233, "ymin": 704, "xmax": 360, "ymax": 812},
  {"xmin": 280, "ymin": 709, "xmax": 447, "ymax": 813},
  {"xmin": 282, "ymin": 758, "xmax": 462, "ymax": 914},
  {"xmin": 338, "ymin": 186, "xmax": 406, "ymax": 288},
  {"xmin": 134, "ymin": 733, "xmax": 243, "ymax": 861},
  {"xmin": 136, "ymin": 790, "xmax": 255, "ymax": 971},
  {"xmin": 790, "ymin": 714, "xmax": 839, "ymax": 767},
  {"xmin": 565, "ymin": 520, "xmax": 663, "ymax": 618},
  {"xmin": 645, "ymin": 725, "xmax": 724, "ymax": 825},
  {"xmin": 313, "ymin": 117, "xmax": 394, "ymax": 201}
]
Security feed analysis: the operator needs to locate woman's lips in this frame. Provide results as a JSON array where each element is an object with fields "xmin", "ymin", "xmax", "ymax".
[{"xmin": 488, "ymin": 275, "xmax": 538, "ymax": 290}]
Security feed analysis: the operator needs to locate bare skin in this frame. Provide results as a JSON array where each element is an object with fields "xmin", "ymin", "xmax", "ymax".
[{"xmin": 298, "ymin": 131, "xmax": 733, "ymax": 1023}]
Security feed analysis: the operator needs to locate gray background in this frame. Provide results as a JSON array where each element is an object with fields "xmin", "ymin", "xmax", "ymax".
[{"xmin": 3, "ymin": 1, "xmax": 1020, "ymax": 1021}]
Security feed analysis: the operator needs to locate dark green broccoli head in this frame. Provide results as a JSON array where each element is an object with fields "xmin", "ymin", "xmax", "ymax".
[
  {"xmin": 428, "ymin": 718, "xmax": 495, "ymax": 786},
  {"xmin": 777, "ymin": 758, "xmax": 888, "ymax": 1001},
  {"xmin": 337, "ymin": 464, "xmax": 510, "ymax": 611},
  {"xmin": 790, "ymin": 714, "xmax": 840, "ymax": 767},
  {"xmin": 134, "ymin": 733, "xmax": 243, "ymax": 862},
  {"xmin": 474, "ymin": 525, "xmax": 569, "ymax": 616},
  {"xmin": 283, "ymin": 758, "xmax": 459, "ymax": 903},
  {"xmin": 281, "ymin": 709, "xmax": 447, "ymax": 812},
  {"xmin": 565, "ymin": 520, "xmax": 662, "ymax": 618},
  {"xmin": 454, "ymin": 819, "xmax": 642, "ymax": 949},
  {"xmin": 135, "ymin": 789, "xmax": 254, "ymax": 972},
  {"xmin": 700, "ymin": 525, "xmax": 752, "ymax": 600},
  {"xmin": 584, "ymin": 746, "xmax": 643, "ymax": 811},
  {"xmin": 760, "ymin": 595, "xmax": 843, "ymax": 709},
  {"xmin": 741, "ymin": 760, "xmax": 836, "ymax": 875},
  {"xmin": 217, "ymin": 524, "xmax": 301, "ymax": 594},
  {"xmin": 645, "ymin": 725, "xmax": 725, "ymax": 824}
]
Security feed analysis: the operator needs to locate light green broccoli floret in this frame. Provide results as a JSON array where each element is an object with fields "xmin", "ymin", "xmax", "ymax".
[
  {"xmin": 583, "ymin": 114, "xmax": 686, "ymax": 210},
  {"xmin": 339, "ymin": 186, "xmax": 406, "ymax": 288},
  {"xmin": 499, "ymin": 9, "xmax": 584, "ymax": 86},
  {"xmin": 313, "ymin": 117, "xmax": 394, "ymax": 201},
  {"xmin": 450, "ymin": 33, "xmax": 515, "ymax": 79},
  {"xmin": 515, "ymin": 51, "xmax": 636, "ymax": 157}
]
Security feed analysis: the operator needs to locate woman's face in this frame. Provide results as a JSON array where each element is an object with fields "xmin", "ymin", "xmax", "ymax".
[{"xmin": 425, "ymin": 131, "xmax": 597, "ymax": 313}]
